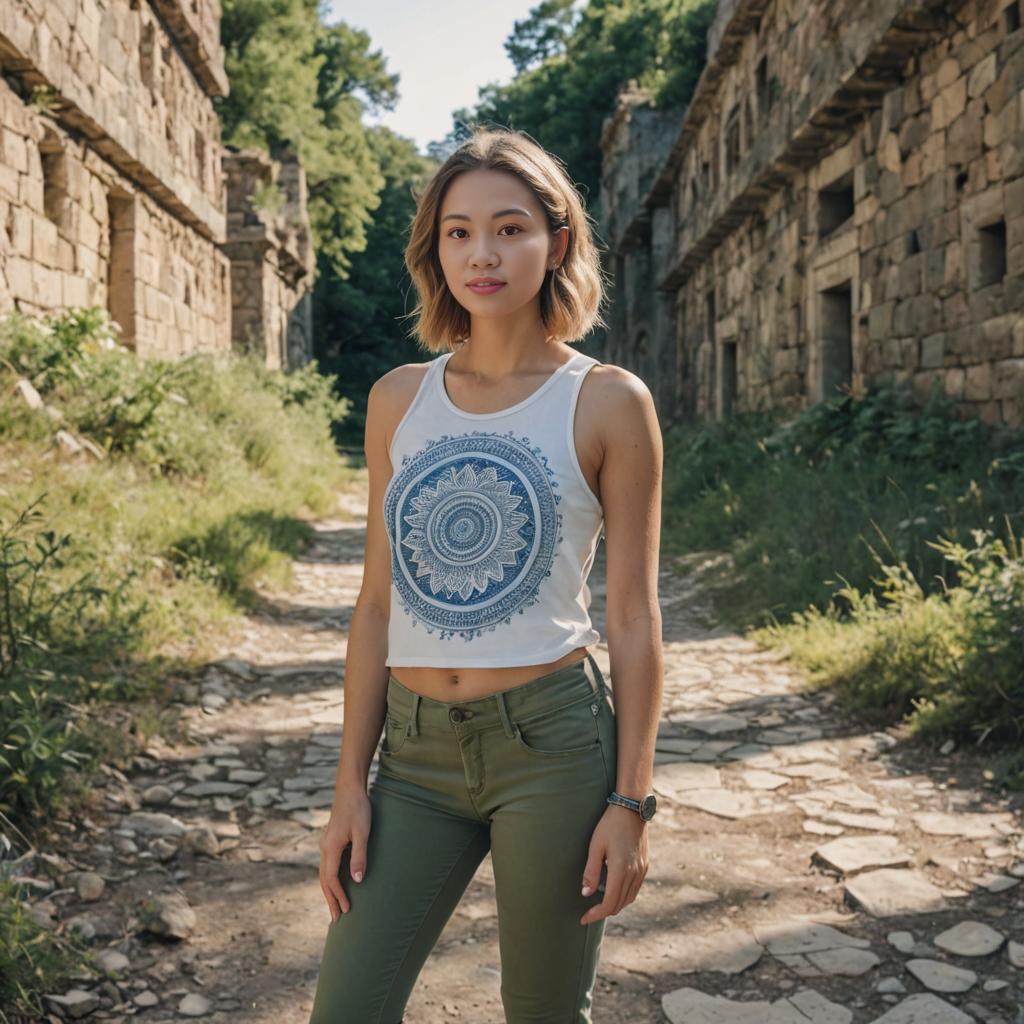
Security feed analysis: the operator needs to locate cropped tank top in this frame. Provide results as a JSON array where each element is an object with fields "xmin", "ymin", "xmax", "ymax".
[{"xmin": 382, "ymin": 348, "xmax": 605, "ymax": 667}]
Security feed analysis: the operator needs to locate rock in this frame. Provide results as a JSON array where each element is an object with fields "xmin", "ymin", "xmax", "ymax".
[
  {"xmin": 812, "ymin": 836, "xmax": 911, "ymax": 876},
  {"xmin": 671, "ymin": 788, "xmax": 780, "ymax": 819},
  {"xmin": 844, "ymin": 869, "xmax": 947, "ymax": 917},
  {"xmin": 14, "ymin": 378, "xmax": 43, "ymax": 409},
  {"xmin": 979, "ymin": 872, "xmax": 1020, "ymax": 893},
  {"xmin": 178, "ymin": 993, "xmax": 212, "ymax": 1017},
  {"xmin": 141, "ymin": 784, "xmax": 174, "ymax": 805},
  {"xmin": 805, "ymin": 947, "xmax": 881, "ymax": 976},
  {"xmin": 821, "ymin": 811, "xmax": 896, "ymax": 832},
  {"xmin": 44, "ymin": 989, "xmax": 100, "ymax": 1018},
  {"xmin": 227, "ymin": 768, "xmax": 266, "ymax": 784},
  {"xmin": 804, "ymin": 820, "xmax": 845, "ymax": 836},
  {"xmin": 1008, "ymin": 940, "xmax": 1024, "ymax": 968},
  {"xmin": 741, "ymin": 769, "xmax": 790, "ymax": 790},
  {"xmin": 932, "ymin": 920, "xmax": 1004, "ymax": 957},
  {"xmin": 982, "ymin": 979, "xmax": 1008, "ymax": 991},
  {"xmin": 95, "ymin": 949, "xmax": 129, "ymax": 974},
  {"xmin": 673, "ymin": 711, "xmax": 749, "ymax": 735},
  {"xmin": 877, "ymin": 977, "xmax": 907, "ymax": 994},
  {"xmin": 150, "ymin": 837, "xmax": 179, "ymax": 860},
  {"xmin": 662, "ymin": 986, "xmax": 852, "ymax": 1024},
  {"xmin": 136, "ymin": 892, "xmax": 196, "ymax": 939},
  {"xmin": 887, "ymin": 931, "xmax": 915, "ymax": 953},
  {"xmin": 123, "ymin": 811, "xmax": 187, "ymax": 837},
  {"xmin": 133, "ymin": 990, "xmax": 159, "ymax": 1007},
  {"xmin": 753, "ymin": 921, "xmax": 872, "ymax": 956},
  {"xmin": 55, "ymin": 429, "xmax": 83, "ymax": 456},
  {"xmin": 912, "ymin": 811, "xmax": 1011, "ymax": 838},
  {"xmin": 905, "ymin": 958, "xmax": 977, "ymax": 993},
  {"xmin": 653, "ymin": 762, "xmax": 722, "ymax": 799},
  {"xmin": 181, "ymin": 781, "xmax": 248, "ymax": 797},
  {"xmin": 867, "ymin": 993, "xmax": 974, "ymax": 1023},
  {"xmin": 71, "ymin": 871, "xmax": 105, "ymax": 902},
  {"xmin": 182, "ymin": 827, "xmax": 220, "ymax": 857}
]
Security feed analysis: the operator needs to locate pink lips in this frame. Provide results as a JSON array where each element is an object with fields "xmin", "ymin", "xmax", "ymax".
[{"xmin": 467, "ymin": 279, "xmax": 506, "ymax": 295}]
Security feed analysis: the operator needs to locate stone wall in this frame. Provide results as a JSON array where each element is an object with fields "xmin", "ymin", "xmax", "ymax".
[
  {"xmin": 0, "ymin": 0, "xmax": 314, "ymax": 369},
  {"xmin": 224, "ymin": 146, "xmax": 315, "ymax": 371},
  {"xmin": 601, "ymin": 0, "xmax": 1024, "ymax": 431}
]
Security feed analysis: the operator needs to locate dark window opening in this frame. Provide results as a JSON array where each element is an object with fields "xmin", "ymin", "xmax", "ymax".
[
  {"xmin": 955, "ymin": 170, "xmax": 968, "ymax": 192},
  {"xmin": 978, "ymin": 219, "xmax": 1007, "ymax": 288},
  {"xmin": 756, "ymin": 57, "xmax": 770, "ymax": 115},
  {"xmin": 140, "ymin": 22, "xmax": 156, "ymax": 90},
  {"xmin": 1006, "ymin": 3, "xmax": 1021, "ymax": 33},
  {"xmin": 721, "ymin": 341, "xmax": 738, "ymax": 418},
  {"xmin": 906, "ymin": 230, "xmax": 921, "ymax": 256},
  {"xmin": 194, "ymin": 128, "xmax": 205, "ymax": 184},
  {"xmin": 725, "ymin": 106, "xmax": 741, "ymax": 173},
  {"xmin": 818, "ymin": 170, "xmax": 855, "ymax": 238},
  {"xmin": 40, "ymin": 132, "xmax": 68, "ymax": 230},
  {"xmin": 106, "ymin": 191, "xmax": 137, "ymax": 350},
  {"xmin": 705, "ymin": 288, "xmax": 716, "ymax": 343},
  {"xmin": 819, "ymin": 282, "xmax": 853, "ymax": 400}
]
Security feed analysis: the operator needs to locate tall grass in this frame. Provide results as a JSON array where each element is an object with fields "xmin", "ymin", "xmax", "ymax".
[{"xmin": 662, "ymin": 379, "xmax": 1024, "ymax": 778}]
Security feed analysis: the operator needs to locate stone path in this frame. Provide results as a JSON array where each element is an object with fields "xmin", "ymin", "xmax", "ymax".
[{"xmin": 26, "ymin": 473, "xmax": 1024, "ymax": 1022}]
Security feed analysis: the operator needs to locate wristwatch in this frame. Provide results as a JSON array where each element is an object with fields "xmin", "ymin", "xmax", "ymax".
[{"xmin": 607, "ymin": 791, "xmax": 657, "ymax": 821}]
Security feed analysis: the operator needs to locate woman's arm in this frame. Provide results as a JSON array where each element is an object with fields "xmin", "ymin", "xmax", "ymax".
[
  {"xmin": 579, "ymin": 365, "xmax": 664, "ymax": 924},
  {"xmin": 334, "ymin": 376, "xmax": 395, "ymax": 791},
  {"xmin": 599, "ymin": 367, "xmax": 664, "ymax": 802}
]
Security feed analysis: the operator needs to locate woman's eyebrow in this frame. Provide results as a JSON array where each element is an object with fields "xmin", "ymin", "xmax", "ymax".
[{"xmin": 441, "ymin": 207, "xmax": 533, "ymax": 222}]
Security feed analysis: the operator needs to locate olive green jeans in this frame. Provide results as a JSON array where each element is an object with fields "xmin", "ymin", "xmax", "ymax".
[{"xmin": 308, "ymin": 651, "xmax": 618, "ymax": 1023}]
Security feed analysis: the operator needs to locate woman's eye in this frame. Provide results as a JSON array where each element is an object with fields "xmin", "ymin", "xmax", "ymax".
[{"xmin": 447, "ymin": 225, "xmax": 522, "ymax": 239}]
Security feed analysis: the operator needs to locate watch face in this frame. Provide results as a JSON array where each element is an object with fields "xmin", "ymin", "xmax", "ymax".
[{"xmin": 640, "ymin": 794, "xmax": 657, "ymax": 820}]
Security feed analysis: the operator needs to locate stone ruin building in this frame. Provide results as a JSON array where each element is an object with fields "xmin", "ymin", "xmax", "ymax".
[
  {"xmin": 600, "ymin": 0, "xmax": 1024, "ymax": 432},
  {"xmin": 0, "ymin": 0, "xmax": 314, "ymax": 371}
]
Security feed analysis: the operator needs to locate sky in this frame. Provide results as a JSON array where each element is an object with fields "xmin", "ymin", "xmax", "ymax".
[{"xmin": 326, "ymin": 0, "xmax": 544, "ymax": 155}]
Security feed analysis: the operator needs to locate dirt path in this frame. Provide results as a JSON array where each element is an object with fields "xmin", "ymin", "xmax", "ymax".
[{"xmin": 42, "ymin": 474, "xmax": 1023, "ymax": 1023}]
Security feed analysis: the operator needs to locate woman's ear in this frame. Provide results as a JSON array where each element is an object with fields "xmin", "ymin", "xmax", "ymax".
[{"xmin": 548, "ymin": 225, "xmax": 570, "ymax": 270}]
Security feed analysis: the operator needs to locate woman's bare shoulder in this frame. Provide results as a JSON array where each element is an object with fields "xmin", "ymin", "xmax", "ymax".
[{"xmin": 368, "ymin": 359, "xmax": 435, "ymax": 452}]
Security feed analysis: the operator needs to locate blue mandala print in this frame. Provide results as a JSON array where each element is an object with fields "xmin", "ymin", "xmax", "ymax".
[{"xmin": 384, "ymin": 431, "xmax": 562, "ymax": 641}]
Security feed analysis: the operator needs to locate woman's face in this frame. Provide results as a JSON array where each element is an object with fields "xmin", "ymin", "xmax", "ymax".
[{"xmin": 437, "ymin": 167, "xmax": 568, "ymax": 324}]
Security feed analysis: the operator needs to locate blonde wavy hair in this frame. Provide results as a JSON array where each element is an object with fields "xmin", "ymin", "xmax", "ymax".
[{"xmin": 403, "ymin": 125, "xmax": 608, "ymax": 353}]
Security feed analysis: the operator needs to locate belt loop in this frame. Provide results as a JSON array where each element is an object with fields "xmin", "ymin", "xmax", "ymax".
[
  {"xmin": 408, "ymin": 693, "xmax": 421, "ymax": 737},
  {"xmin": 584, "ymin": 651, "xmax": 602, "ymax": 695},
  {"xmin": 495, "ymin": 691, "xmax": 516, "ymax": 739}
]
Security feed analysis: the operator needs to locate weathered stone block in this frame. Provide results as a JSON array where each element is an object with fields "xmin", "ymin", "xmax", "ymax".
[
  {"xmin": 965, "ymin": 361, "xmax": 992, "ymax": 401},
  {"xmin": 921, "ymin": 332, "xmax": 946, "ymax": 367}
]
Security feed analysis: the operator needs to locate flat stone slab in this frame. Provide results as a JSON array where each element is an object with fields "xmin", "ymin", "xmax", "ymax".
[
  {"xmin": 905, "ymin": 958, "xmax": 977, "ymax": 993},
  {"xmin": 741, "ymin": 769, "xmax": 790, "ymax": 790},
  {"xmin": 912, "ymin": 811, "xmax": 1014, "ymax": 838},
  {"xmin": 753, "ymin": 920, "xmax": 872, "ymax": 956},
  {"xmin": 867, "ymin": 994, "xmax": 974, "ymax": 1023},
  {"xmin": 653, "ymin": 762, "xmax": 722, "ymax": 800},
  {"xmin": 674, "ymin": 711, "xmax": 750, "ymax": 735},
  {"xmin": 821, "ymin": 811, "xmax": 897, "ymax": 832},
  {"xmin": 662, "ymin": 986, "xmax": 852, "ymax": 1024},
  {"xmin": 844, "ymin": 869, "xmax": 947, "ymax": 917},
  {"xmin": 812, "ymin": 836, "xmax": 912, "ymax": 876},
  {"xmin": 605, "ymin": 926, "xmax": 762, "ymax": 976},
  {"xmin": 673, "ymin": 788, "xmax": 781, "ymax": 819},
  {"xmin": 933, "ymin": 920, "xmax": 1004, "ymax": 956}
]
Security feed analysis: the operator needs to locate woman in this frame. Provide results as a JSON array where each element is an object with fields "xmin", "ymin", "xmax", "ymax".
[{"xmin": 309, "ymin": 125, "xmax": 663, "ymax": 1023}]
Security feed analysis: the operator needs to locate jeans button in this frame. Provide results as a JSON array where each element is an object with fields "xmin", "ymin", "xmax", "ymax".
[{"xmin": 449, "ymin": 708, "xmax": 464, "ymax": 723}]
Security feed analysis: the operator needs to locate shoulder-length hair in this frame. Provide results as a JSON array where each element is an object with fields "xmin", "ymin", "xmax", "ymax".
[{"xmin": 403, "ymin": 125, "xmax": 608, "ymax": 353}]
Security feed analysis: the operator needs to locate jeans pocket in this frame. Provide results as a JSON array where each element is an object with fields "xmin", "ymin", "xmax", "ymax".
[
  {"xmin": 382, "ymin": 708, "xmax": 409, "ymax": 755},
  {"xmin": 512, "ymin": 691, "xmax": 602, "ymax": 757}
]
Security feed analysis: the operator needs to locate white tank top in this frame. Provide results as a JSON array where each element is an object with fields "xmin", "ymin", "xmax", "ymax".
[{"xmin": 382, "ymin": 348, "xmax": 604, "ymax": 667}]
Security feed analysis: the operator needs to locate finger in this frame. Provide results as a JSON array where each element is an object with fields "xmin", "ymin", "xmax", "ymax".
[
  {"xmin": 329, "ymin": 872, "xmax": 350, "ymax": 914},
  {"xmin": 582, "ymin": 864, "xmax": 625, "ymax": 924},
  {"xmin": 320, "ymin": 877, "xmax": 340, "ymax": 921},
  {"xmin": 580, "ymin": 847, "xmax": 605, "ymax": 897},
  {"xmin": 349, "ymin": 831, "xmax": 368, "ymax": 883}
]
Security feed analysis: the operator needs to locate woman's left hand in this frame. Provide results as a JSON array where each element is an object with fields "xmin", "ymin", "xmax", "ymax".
[{"xmin": 579, "ymin": 803, "xmax": 649, "ymax": 924}]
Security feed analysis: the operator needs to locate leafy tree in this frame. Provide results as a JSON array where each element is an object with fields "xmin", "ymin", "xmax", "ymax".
[
  {"xmin": 216, "ymin": 0, "xmax": 398, "ymax": 277},
  {"xmin": 448, "ymin": 0, "xmax": 717, "ymax": 211},
  {"xmin": 313, "ymin": 127, "xmax": 438, "ymax": 446}
]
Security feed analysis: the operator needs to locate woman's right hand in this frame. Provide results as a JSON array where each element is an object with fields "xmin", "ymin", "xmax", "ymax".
[{"xmin": 318, "ymin": 785, "xmax": 372, "ymax": 921}]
